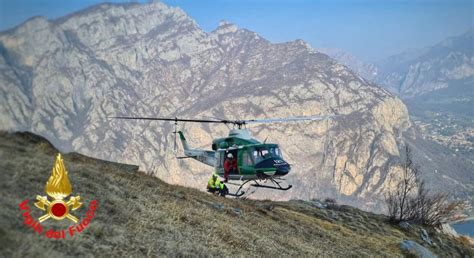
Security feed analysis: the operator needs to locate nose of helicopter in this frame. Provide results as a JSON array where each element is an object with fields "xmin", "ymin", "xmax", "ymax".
[
  {"xmin": 274, "ymin": 159, "xmax": 291, "ymax": 176},
  {"xmin": 254, "ymin": 157, "xmax": 291, "ymax": 177}
]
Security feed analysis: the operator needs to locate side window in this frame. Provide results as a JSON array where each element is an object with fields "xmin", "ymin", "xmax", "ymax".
[
  {"xmin": 243, "ymin": 151, "xmax": 254, "ymax": 166},
  {"xmin": 253, "ymin": 150, "xmax": 263, "ymax": 163}
]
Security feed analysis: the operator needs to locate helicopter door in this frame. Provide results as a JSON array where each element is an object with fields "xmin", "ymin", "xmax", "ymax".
[
  {"xmin": 239, "ymin": 150, "xmax": 254, "ymax": 175},
  {"xmin": 227, "ymin": 149, "xmax": 238, "ymax": 175}
]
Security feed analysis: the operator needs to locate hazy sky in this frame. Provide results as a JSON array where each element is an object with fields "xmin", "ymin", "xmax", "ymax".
[{"xmin": 0, "ymin": 0, "xmax": 472, "ymax": 61}]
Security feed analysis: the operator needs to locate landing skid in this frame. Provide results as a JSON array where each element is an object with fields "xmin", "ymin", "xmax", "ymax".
[
  {"xmin": 251, "ymin": 179, "xmax": 292, "ymax": 191},
  {"xmin": 229, "ymin": 178, "xmax": 292, "ymax": 197},
  {"xmin": 226, "ymin": 191, "xmax": 246, "ymax": 197}
]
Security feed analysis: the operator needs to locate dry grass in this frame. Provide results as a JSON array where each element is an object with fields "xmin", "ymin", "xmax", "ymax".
[
  {"xmin": 459, "ymin": 235, "xmax": 474, "ymax": 248},
  {"xmin": 0, "ymin": 131, "xmax": 472, "ymax": 257}
]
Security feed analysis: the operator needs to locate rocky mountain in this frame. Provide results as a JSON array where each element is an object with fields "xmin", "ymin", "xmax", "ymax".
[
  {"xmin": 1, "ymin": 131, "xmax": 472, "ymax": 256},
  {"xmin": 0, "ymin": 2, "xmax": 471, "ymax": 211},
  {"xmin": 323, "ymin": 29, "xmax": 473, "ymax": 99},
  {"xmin": 323, "ymin": 30, "xmax": 474, "ymax": 157},
  {"xmin": 375, "ymin": 29, "xmax": 473, "ymax": 98}
]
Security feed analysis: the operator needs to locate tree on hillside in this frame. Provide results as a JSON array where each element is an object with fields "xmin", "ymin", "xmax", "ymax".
[
  {"xmin": 386, "ymin": 145, "xmax": 419, "ymax": 222},
  {"xmin": 386, "ymin": 145, "xmax": 467, "ymax": 226}
]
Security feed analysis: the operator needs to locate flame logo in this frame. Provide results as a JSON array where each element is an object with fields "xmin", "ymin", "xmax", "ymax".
[
  {"xmin": 35, "ymin": 153, "xmax": 82, "ymax": 223},
  {"xmin": 46, "ymin": 153, "xmax": 72, "ymax": 200}
]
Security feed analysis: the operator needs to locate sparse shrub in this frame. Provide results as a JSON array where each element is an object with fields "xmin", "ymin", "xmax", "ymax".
[
  {"xmin": 324, "ymin": 198, "xmax": 337, "ymax": 205},
  {"xmin": 386, "ymin": 145, "xmax": 467, "ymax": 226},
  {"xmin": 406, "ymin": 181, "xmax": 468, "ymax": 226}
]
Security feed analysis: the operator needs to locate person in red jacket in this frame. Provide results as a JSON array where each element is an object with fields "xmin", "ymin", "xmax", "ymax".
[{"xmin": 223, "ymin": 153, "xmax": 237, "ymax": 182}]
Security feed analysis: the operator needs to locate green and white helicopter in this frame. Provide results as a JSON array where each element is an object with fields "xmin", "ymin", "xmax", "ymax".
[{"xmin": 112, "ymin": 115, "xmax": 337, "ymax": 196}]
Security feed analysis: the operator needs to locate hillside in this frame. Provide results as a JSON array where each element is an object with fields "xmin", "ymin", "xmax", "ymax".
[{"xmin": 0, "ymin": 131, "xmax": 472, "ymax": 256}]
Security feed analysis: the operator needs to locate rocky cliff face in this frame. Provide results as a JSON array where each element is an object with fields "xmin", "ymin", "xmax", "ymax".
[{"xmin": 0, "ymin": 2, "xmax": 467, "ymax": 210}]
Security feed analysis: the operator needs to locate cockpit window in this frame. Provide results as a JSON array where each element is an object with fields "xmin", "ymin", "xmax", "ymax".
[{"xmin": 253, "ymin": 146, "xmax": 282, "ymax": 162}]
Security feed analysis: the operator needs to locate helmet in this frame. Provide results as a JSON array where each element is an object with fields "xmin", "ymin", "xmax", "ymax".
[{"xmin": 227, "ymin": 153, "xmax": 233, "ymax": 159}]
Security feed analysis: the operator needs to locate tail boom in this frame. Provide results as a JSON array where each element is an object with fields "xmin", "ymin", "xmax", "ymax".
[{"xmin": 178, "ymin": 131, "xmax": 215, "ymax": 167}]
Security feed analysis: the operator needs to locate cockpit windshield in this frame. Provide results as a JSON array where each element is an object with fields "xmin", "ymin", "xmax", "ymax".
[{"xmin": 252, "ymin": 146, "xmax": 283, "ymax": 162}]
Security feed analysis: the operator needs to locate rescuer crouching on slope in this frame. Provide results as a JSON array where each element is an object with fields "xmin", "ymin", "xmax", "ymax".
[{"xmin": 207, "ymin": 174, "xmax": 228, "ymax": 197}]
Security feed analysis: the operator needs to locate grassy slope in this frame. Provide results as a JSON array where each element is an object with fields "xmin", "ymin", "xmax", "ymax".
[{"xmin": 0, "ymin": 132, "xmax": 471, "ymax": 257}]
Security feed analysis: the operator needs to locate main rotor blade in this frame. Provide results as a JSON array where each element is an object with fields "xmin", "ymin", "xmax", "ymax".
[
  {"xmin": 110, "ymin": 116, "xmax": 233, "ymax": 124},
  {"xmin": 110, "ymin": 114, "xmax": 340, "ymax": 126},
  {"xmin": 242, "ymin": 115, "xmax": 339, "ymax": 124}
]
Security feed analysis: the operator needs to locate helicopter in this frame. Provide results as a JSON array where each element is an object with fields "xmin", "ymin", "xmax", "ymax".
[{"xmin": 112, "ymin": 115, "xmax": 337, "ymax": 196}]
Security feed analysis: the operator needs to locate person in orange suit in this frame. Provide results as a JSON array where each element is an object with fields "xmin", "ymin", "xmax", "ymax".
[{"xmin": 223, "ymin": 153, "xmax": 237, "ymax": 183}]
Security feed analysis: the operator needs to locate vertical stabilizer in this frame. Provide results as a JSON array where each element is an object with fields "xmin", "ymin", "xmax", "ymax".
[{"xmin": 178, "ymin": 131, "xmax": 189, "ymax": 150}]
